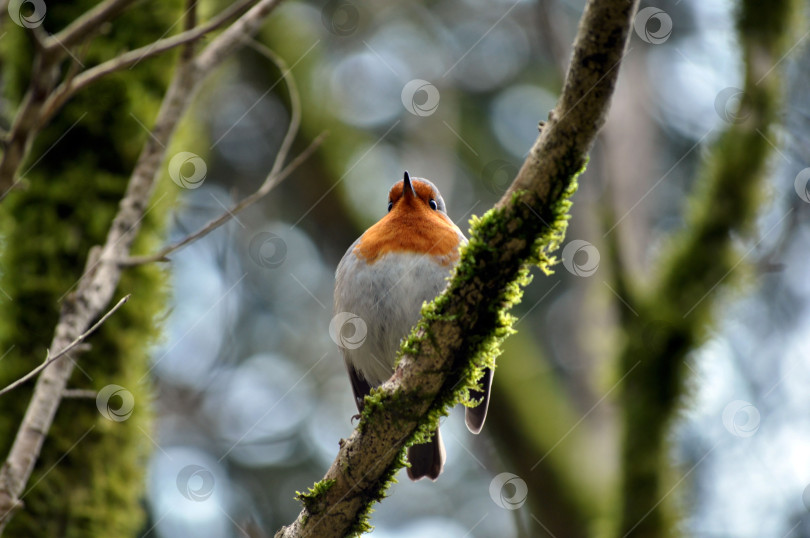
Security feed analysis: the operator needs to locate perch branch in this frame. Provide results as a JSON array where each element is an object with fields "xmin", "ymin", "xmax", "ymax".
[{"xmin": 274, "ymin": 0, "xmax": 639, "ymax": 536}]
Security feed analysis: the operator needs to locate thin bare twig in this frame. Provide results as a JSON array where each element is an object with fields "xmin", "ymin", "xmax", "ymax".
[
  {"xmin": 0, "ymin": 57, "xmax": 57, "ymax": 195},
  {"xmin": 28, "ymin": 26, "xmax": 49, "ymax": 53},
  {"xmin": 244, "ymin": 38, "xmax": 300, "ymax": 179},
  {"xmin": 181, "ymin": 0, "xmax": 198, "ymax": 61},
  {"xmin": 0, "ymin": 295, "xmax": 130, "ymax": 398},
  {"xmin": 195, "ymin": 0, "xmax": 283, "ymax": 72},
  {"xmin": 61, "ymin": 389, "xmax": 99, "ymax": 399},
  {"xmin": 121, "ymin": 36, "xmax": 316, "ymax": 267},
  {"xmin": 121, "ymin": 133, "xmax": 325, "ymax": 266}
]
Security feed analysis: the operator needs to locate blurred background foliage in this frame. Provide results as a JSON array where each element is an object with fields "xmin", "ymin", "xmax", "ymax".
[{"xmin": 1, "ymin": 0, "xmax": 810, "ymax": 536}]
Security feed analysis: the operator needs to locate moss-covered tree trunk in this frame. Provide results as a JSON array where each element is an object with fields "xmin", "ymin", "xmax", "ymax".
[
  {"xmin": 617, "ymin": 0, "xmax": 796, "ymax": 535},
  {"xmin": 0, "ymin": 2, "xmax": 180, "ymax": 535}
]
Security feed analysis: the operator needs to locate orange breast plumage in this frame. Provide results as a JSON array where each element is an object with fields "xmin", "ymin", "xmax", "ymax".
[{"xmin": 353, "ymin": 200, "xmax": 462, "ymax": 265}]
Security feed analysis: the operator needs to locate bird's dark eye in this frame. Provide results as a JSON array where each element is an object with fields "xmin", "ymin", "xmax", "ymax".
[
  {"xmin": 429, "ymin": 199, "xmax": 438, "ymax": 210},
  {"xmin": 387, "ymin": 201, "xmax": 393, "ymax": 212}
]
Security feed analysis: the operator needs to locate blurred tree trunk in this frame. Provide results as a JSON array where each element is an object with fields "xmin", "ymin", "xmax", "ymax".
[
  {"xmin": 617, "ymin": 0, "xmax": 797, "ymax": 535},
  {"xmin": 0, "ymin": 2, "xmax": 180, "ymax": 535}
]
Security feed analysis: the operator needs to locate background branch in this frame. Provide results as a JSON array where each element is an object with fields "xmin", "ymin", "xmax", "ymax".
[
  {"xmin": 122, "ymin": 133, "xmax": 325, "ymax": 266},
  {"xmin": 44, "ymin": 0, "xmax": 137, "ymax": 52},
  {"xmin": 0, "ymin": 0, "xmax": 291, "ymax": 530},
  {"xmin": 38, "ymin": 0, "xmax": 259, "ymax": 126},
  {"xmin": 0, "ymin": 0, "xmax": 267, "ymax": 197},
  {"xmin": 0, "ymin": 0, "xmax": 139, "ymax": 194},
  {"xmin": 121, "ymin": 36, "xmax": 319, "ymax": 266}
]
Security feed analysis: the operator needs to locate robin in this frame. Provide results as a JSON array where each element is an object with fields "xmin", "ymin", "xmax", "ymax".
[{"xmin": 333, "ymin": 171, "xmax": 493, "ymax": 480}]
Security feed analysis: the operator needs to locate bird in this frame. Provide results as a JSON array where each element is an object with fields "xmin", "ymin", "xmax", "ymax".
[{"xmin": 333, "ymin": 171, "xmax": 493, "ymax": 480}]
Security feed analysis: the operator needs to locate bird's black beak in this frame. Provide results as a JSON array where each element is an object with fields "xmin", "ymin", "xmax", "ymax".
[{"xmin": 403, "ymin": 171, "xmax": 416, "ymax": 199}]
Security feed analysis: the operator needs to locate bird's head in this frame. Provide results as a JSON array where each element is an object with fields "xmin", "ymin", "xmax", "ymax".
[
  {"xmin": 387, "ymin": 171, "xmax": 447, "ymax": 217},
  {"xmin": 352, "ymin": 171, "xmax": 462, "ymax": 265}
]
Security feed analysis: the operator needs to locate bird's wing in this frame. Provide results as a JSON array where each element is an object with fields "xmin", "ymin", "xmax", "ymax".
[
  {"xmin": 465, "ymin": 366, "xmax": 493, "ymax": 434},
  {"xmin": 344, "ymin": 358, "xmax": 373, "ymax": 412}
]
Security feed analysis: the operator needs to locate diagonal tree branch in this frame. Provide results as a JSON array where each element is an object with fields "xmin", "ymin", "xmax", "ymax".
[
  {"xmin": 274, "ymin": 0, "xmax": 639, "ymax": 536},
  {"xmin": 0, "ymin": 0, "xmax": 291, "ymax": 530}
]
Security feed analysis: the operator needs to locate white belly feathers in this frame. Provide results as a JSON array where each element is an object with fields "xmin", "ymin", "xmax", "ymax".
[{"xmin": 334, "ymin": 250, "xmax": 454, "ymax": 386}]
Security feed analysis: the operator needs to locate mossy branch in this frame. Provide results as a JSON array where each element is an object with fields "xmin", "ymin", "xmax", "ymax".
[
  {"xmin": 617, "ymin": 0, "xmax": 797, "ymax": 535},
  {"xmin": 274, "ymin": 0, "xmax": 639, "ymax": 536}
]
